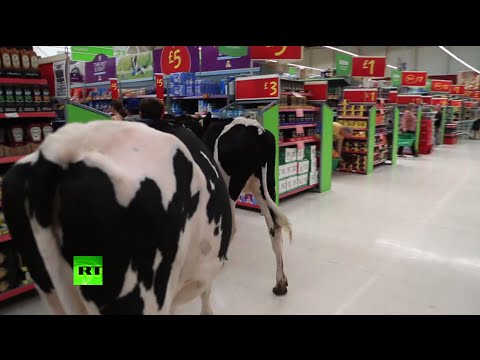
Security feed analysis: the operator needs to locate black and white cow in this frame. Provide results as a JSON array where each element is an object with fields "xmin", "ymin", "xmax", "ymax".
[
  {"xmin": 178, "ymin": 114, "xmax": 292, "ymax": 295},
  {"xmin": 2, "ymin": 120, "xmax": 232, "ymax": 315}
]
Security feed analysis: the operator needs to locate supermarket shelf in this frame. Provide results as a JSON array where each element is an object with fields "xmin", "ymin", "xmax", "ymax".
[
  {"xmin": 337, "ymin": 116, "xmax": 369, "ymax": 120},
  {"xmin": 351, "ymin": 128, "xmax": 368, "ymax": 131},
  {"xmin": 374, "ymin": 159, "xmax": 386, "ymax": 166},
  {"xmin": 279, "ymin": 123, "xmax": 316, "ymax": 129},
  {"xmin": 376, "ymin": 123, "xmax": 386, "ymax": 126},
  {"xmin": 123, "ymin": 94, "xmax": 156, "ymax": 99},
  {"xmin": 0, "ymin": 155, "xmax": 25, "ymax": 164},
  {"xmin": 279, "ymin": 106, "xmax": 320, "ymax": 112},
  {"xmin": 337, "ymin": 168, "xmax": 367, "ymax": 174},
  {"xmin": 0, "ymin": 233, "xmax": 11, "ymax": 243},
  {"xmin": 0, "ymin": 77, "xmax": 47, "ymax": 85},
  {"xmin": 344, "ymin": 136, "xmax": 368, "ymax": 141},
  {"xmin": 280, "ymin": 184, "xmax": 318, "ymax": 199},
  {"xmin": 342, "ymin": 150, "xmax": 367, "ymax": 155},
  {"xmin": 170, "ymin": 95, "xmax": 229, "ymax": 100},
  {"xmin": 87, "ymin": 98, "xmax": 113, "ymax": 101},
  {"xmin": 281, "ymin": 92, "xmax": 312, "ymax": 96},
  {"xmin": 280, "ymin": 138, "xmax": 318, "ymax": 147},
  {"xmin": 236, "ymin": 201, "xmax": 260, "ymax": 210},
  {"xmin": 0, "ymin": 112, "xmax": 57, "ymax": 119},
  {"xmin": 0, "ymin": 283, "xmax": 35, "ymax": 302}
]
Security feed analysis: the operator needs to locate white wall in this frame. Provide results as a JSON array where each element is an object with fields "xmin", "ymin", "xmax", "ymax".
[{"xmin": 303, "ymin": 46, "xmax": 480, "ymax": 75}]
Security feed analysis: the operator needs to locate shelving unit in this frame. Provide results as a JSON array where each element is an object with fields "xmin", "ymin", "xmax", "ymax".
[{"xmin": 0, "ymin": 283, "xmax": 35, "ymax": 302}]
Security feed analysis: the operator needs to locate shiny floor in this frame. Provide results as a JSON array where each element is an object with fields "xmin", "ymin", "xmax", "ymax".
[{"xmin": 1, "ymin": 140, "xmax": 479, "ymax": 315}]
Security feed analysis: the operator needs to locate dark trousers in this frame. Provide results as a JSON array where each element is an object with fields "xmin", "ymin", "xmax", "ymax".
[{"xmin": 398, "ymin": 130, "xmax": 416, "ymax": 156}]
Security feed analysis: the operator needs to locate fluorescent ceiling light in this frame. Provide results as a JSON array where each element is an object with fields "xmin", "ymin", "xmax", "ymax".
[
  {"xmin": 387, "ymin": 65, "xmax": 397, "ymax": 69},
  {"xmin": 323, "ymin": 46, "xmax": 358, "ymax": 57},
  {"xmin": 438, "ymin": 46, "xmax": 480, "ymax": 74},
  {"xmin": 267, "ymin": 60, "xmax": 277, "ymax": 63}
]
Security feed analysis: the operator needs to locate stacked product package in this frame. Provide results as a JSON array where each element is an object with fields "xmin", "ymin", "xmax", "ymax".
[{"xmin": 279, "ymin": 144, "xmax": 318, "ymax": 195}]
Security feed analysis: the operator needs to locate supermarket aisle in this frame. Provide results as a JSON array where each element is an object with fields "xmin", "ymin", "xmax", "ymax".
[{"xmin": 1, "ymin": 141, "xmax": 480, "ymax": 315}]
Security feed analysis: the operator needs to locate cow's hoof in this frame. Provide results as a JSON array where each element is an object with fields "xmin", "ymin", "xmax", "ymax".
[{"xmin": 272, "ymin": 286, "xmax": 288, "ymax": 296}]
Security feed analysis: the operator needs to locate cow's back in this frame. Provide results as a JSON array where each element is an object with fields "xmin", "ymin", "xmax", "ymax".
[{"xmin": 2, "ymin": 121, "xmax": 232, "ymax": 314}]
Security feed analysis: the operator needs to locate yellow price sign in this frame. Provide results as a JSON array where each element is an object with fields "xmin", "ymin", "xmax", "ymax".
[
  {"xmin": 264, "ymin": 80, "xmax": 278, "ymax": 96},
  {"xmin": 168, "ymin": 49, "xmax": 182, "ymax": 69}
]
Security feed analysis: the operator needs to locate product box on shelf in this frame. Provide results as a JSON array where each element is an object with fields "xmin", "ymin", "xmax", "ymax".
[
  {"xmin": 279, "ymin": 179, "xmax": 287, "ymax": 194},
  {"xmin": 169, "ymin": 85, "xmax": 186, "ymax": 97},
  {"xmin": 297, "ymin": 147, "xmax": 304, "ymax": 160},
  {"xmin": 280, "ymin": 147, "xmax": 297, "ymax": 164},
  {"xmin": 4, "ymin": 87, "xmax": 16, "ymax": 113},
  {"xmin": 14, "ymin": 87, "xmax": 24, "ymax": 112},
  {"xmin": 287, "ymin": 162, "xmax": 298, "ymax": 177},
  {"xmin": 170, "ymin": 72, "xmax": 195, "ymax": 85},
  {"xmin": 310, "ymin": 158, "xmax": 318, "ymax": 172},
  {"xmin": 309, "ymin": 171, "xmax": 319, "ymax": 185},
  {"xmin": 279, "ymin": 164, "xmax": 288, "ymax": 179},
  {"xmin": 286, "ymin": 176, "xmax": 298, "ymax": 191},
  {"xmin": 23, "ymin": 87, "xmax": 35, "ymax": 112},
  {"xmin": 185, "ymin": 85, "xmax": 195, "ymax": 97},
  {"xmin": 0, "ymin": 87, "xmax": 5, "ymax": 113},
  {"xmin": 304, "ymin": 144, "xmax": 317, "ymax": 160},
  {"xmin": 298, "ymin": 173, "xmax": 309, "ymax": 187},
  {"xmin": 298, "ymin": 160, "xmax": 310, "ymax": 175}
]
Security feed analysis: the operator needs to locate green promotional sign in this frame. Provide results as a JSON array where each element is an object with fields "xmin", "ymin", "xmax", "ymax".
[
  {"xmin": 289, "ymin": 66, "xmax": 297, "ymax": 76},
  {"xmin": 71, "ymin": 46, "xmax": 114, "ymax": 62},
  {"xmin": 391, "ymin": 69, "xmax": 402, "ymax": 86},
  {"xmin": 335, "ymin": 53, "xmax": 353, "ymax": 76},
  {"xmin": 217, "ymin": 46, "xmax": 248, "ymax": 57}
]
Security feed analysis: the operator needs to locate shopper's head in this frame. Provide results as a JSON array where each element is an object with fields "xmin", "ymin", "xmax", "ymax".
[
  {"xmin": 340, "ymin": 126, "xmax": 353, "ymax": 137},
  {"xmin": 125, "ymin": 99, "xmax": 140, "ymax": 115},
  {"xmin": 140, "ymin": 98, "xmax": 164, "ymax": 121},
  {"xmin": 435, "ymin": 104, "xmax": 442, "ymax": 112},
  {"xmin": 111, "ymin": 99, "xmax": 127, "ymax": 117},
  {"xmin": 407, "ymin": 103, "xmax": 416, "ymax": 112}
]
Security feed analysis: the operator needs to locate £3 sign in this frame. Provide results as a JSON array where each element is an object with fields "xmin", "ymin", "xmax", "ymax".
[{"xmin": 235, "ymin": 74, "xmax": 280, "ymax": 101}]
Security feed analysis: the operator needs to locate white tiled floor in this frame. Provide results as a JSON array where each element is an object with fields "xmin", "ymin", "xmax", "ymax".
[{"xmin": 2, "ymin": 140, "xmax": 480, "ymax": 315}]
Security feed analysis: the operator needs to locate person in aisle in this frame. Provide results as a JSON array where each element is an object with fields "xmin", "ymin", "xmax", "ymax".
[
  {"xmin": 398, "ymin": 103, "xmax": 419, "ymax": 157},
  {"xmin": 333, "ymin": 121, "xmax": 353, "ymax": 154},
  {"xmin": 123, "ymin": 99, "xmax": 142, "ymax": 122},
  {"xmin": 110, "ymin": 99, "xmax": 127, "ymax": 121},
  {"xmin": 471, "ymin": 118, "xmax": 480, "ymax": 140},
  {"xmin": 434, "ymin": 104, "xmax": 442, "ymax": 146}
]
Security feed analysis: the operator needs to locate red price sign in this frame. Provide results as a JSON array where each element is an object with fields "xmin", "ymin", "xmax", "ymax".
[
  {"xmin": 401, "ymin": 71, "xmax": 428, "ymax": 87},
  {"xmin": 431, "ymin": 79, "xmax": 452, "ymax": 93},
  {"xmin": 473, "ymin": 91, "xmax": 480, "ymax": 99},
  {"xmin": 397, "ymin": 94, "xmax": 422, "ymax": 105},
  {"xmin": 160, "ymin": 46, "xmax": 192, "ymax": 74},
  {"xmin": 450, "ymin": 85, "xmax": 465, "ymax": 95},
  {"xmin": 235, "ymin": 75, "xmax": 280, "ymax": 101},
  {"xmin": 431, "ymin": 98, "xmax": 449, "ymax": 106},
  {"xmin": 388, "ymin": 91, "xmax": 398, "ymax": 103},
  {"xmin": 451, "ymin": 100, "xmax": 463, "ymax": 107},
  {"xmin": 422, "ymin": 96, "xmax": 432, "ymax": 105},
  {"xmin": 250, "ymin": 46, "xmax": 303, "ymax": 60},
  {"xmin": 464, "ymin": 89, "xmax": 474, "ymax": 97},
  {"xmin": 304, "ymin": 81, "xmax": 327, "ymax": 101},
  {"xmin": 154, "ymin": 73, "xmax": 165, "ymax": 99},
  {"xmin": 351, "ymin": 56, "xmax": 386, "ymax": 77},
  {"xmin": 465, "ymin": 101, "xmax": 476, "ymax": 108},
  {"xmin": 110, "ymin": 78, "xmax": 119, "ymax": 100},
  {"xmin": 343, "ymin": 88, "xmax": 378, "ymax": 103}
]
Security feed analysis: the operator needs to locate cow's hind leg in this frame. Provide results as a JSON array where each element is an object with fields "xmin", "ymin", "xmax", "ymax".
[
  {"xmin": 200, "ymin": 287, "xmax": 213, "ymax": 315},
  {"xmin": 250, "ymin": 177, "xmax": 288, "ymax": 296}
]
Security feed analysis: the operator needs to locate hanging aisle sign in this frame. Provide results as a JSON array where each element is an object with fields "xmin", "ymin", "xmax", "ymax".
[
  {"xmin": 431, "ymin": 98, "xmax": 449, "ymax": 106},
  {"xmin": 351, "ymin": 56, "xmax": 386, "ymax": 77},
  {"xmin": 304, "ymin": 81, "xmax": 328, "ymax": 101},
  {"xmin": 464, "ymin": 89, "xmax": 474, "ymax": 97},
  {"xmin": 343, "ymin": 88, "xmax": 378, "ymax": 103},
  {"xmin": 110, "ymin": 78, "xmax": 119, "ymax": 100},
  {"xmin": 430, "ymin": 79, "xmax": 452, "ymax": 93},
  {"xmin": 235, "ymin": 74, "xmax": 280, "ymax": 101},
  {"xmin": 390, "ymin": 69, "xmax": 402, "ymax": 86},
  {"xmin": 154, "ymin": 73, "xmax": 165, "ymax": 99},
  {"xmin": 401, "ymin": 71, "xmax": 428, "ymax": 87},
  {"xmin": 85, "ymin": 54, "xmax": 116, "ymax": 83},
  {"xmin": 335, "ymin": 53, "xmax": 353, "ymax": 77},
  {"xmin": 397, "ymin": 94, "xmax": 422, "ymax": 105},
  {"xmin": 450, "ymin": 85, "xmax": 465, "ymax": 95},
  {"xmin": 250, "ymin": 46, "xmax": 303, "ymax": 60}
]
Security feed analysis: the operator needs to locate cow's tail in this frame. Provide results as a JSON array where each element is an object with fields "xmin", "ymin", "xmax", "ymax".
[{"xmin": 260, "ymin": 132, "xmax": 292, "ymax": 243}]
